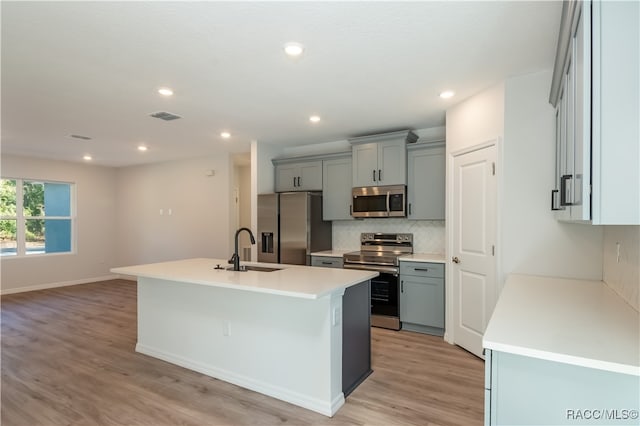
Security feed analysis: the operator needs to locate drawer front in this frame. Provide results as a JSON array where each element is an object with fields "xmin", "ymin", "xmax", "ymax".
[
  {"xmin": 311, "ymin": 256, "xmax": 344, "ymax": 268},
  {"xmin": 400, "ymin": 261, "xmax": 444, "ymax": 278}
]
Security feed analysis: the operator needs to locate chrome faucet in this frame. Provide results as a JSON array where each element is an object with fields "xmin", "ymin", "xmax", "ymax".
[{"xmin": 229, "ymin": 227, "xmax": 256, "ymax": 271}]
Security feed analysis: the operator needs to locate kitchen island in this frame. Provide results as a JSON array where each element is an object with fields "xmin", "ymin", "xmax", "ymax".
[{"xmin": 111, "ymin": 258, "xmax": 377, "ymax": 417}]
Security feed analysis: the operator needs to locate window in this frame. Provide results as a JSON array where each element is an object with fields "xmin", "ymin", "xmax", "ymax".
[{"xmin": 1, "ymin": 178, "xmax": 74, "ymax": 257}]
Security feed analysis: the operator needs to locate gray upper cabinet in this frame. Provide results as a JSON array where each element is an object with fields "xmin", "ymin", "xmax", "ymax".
[
  {"xmin": 549, "ymin": 0, "xmax": 639, "ymax": 224},
  {"xmin": 274, "ymin": 159, "xmax": 322, "ymax": 192},
  {"xmin": 322, "ymin": 153, "xmax": 353, "ymax": 221},
  {"xmin": 349, "ymin": 130, "xmax": 418, "ymax": 187},
  {"xmin": 407, "ymin": 141, "xmax": 445, "ymax": 220}
]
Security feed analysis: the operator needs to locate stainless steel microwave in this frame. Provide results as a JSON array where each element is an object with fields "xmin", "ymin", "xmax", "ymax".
[{"xmin": 352, "ymin": 185, "xmax": 406, "ymax": 218}]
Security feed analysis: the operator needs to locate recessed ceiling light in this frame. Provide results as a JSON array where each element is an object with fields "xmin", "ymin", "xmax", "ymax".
[
  {"xmin": 83, "ymin": 155, "xmax": 92, "ymax": 161},
  {"xmin": 309, "ymin": 115, "xmax": 321, "ymax": 123},
  {"xmin": 138, "ymin": 145, "xmax": 148, "ymax": 152},
  {"xmin": 221, "ymin": 132, "xmax": 231, "ymax": 139},
  {"xmin": 439, "ymin": 90, "xmax": 455, "ymax": 99},
  {"xmin": 283, "ymin": 42, "xmax": 304, "ymax": 57},
  {"xmin": 158, "ymin": 87, "xmax": 174, "ymax": 96}
]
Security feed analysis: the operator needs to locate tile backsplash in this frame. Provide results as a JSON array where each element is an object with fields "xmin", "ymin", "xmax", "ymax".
[
  {"xmin": 332, "ymin": 219, "xmax": 445, "ymax": 254},
  {"xmin": 603, "ymin": 226, "xmax": 639, "ymax": 312}
]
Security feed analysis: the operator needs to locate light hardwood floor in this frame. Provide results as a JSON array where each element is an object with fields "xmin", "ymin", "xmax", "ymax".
[{"xmin": 1, "ymin": 280, "xmax": 484, "ymax": 425}]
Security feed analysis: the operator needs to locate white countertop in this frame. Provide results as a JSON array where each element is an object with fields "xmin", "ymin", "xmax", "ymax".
[
  {"xmin": 398, "ymin": 253, "xmax": 446, "ymax": 263},
  {"xmin": 310, "ymin": 250, "xmax": 351, "ymax": 258},
  {"xmin": 111, "ymin": 258, "xmax": 377, "ymax": 300},
  {"xmin": 483, "ymin": 274, "xmax": 640, "ymax": 376}
]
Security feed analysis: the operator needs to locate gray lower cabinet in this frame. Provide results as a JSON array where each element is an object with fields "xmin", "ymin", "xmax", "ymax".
[
  {"xmin": 322, "ymin": 154, "xmax": 353, "ymax": 221},
  {"xmin": 399, "ymin": 261, "xmax": 444, "ymax": 336},
  {"xmin": 311, "ymin": 255, "xmax": 343, "ymax": 268},
  {"xmin": 407, "ymin": 141, "xmax": 445, "ymax": 220},
  {"xmin": 485, "ymin": 349, "xmax": 640, "ymax": 425}
]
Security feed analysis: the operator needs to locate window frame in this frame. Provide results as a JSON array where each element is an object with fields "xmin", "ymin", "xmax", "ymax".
[{"xmin": 0, "ymin": 177, "xmax": 76, "ymax": 258}]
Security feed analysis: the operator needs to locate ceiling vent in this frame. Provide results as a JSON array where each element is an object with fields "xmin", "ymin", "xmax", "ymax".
[
  {"xmin": 70, "ymin": 134, "xmax": 92, "ymax": 140},
  {"xmin": 149, "ymin": 111, "xmax": 182, "ymax": 121}
]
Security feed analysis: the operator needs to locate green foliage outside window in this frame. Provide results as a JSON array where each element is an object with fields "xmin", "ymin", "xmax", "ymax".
[
  {"xmin": 23, "ymin": 182, "xmax": 44, "ymax": 240},
  {"xmin": 0, "ymin": 179, "xmax": 16, "ymax": 239},
  {"xmin": 1, "ymin": 179, "xmax": 46, "ymax": 241}
]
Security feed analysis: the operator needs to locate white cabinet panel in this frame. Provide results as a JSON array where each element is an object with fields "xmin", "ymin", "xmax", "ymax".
[{"xmin": 550, "ymin": 0, "xmax": 639, "ymax": 224}]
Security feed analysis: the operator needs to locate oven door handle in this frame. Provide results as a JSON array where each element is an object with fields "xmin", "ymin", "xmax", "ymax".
[
  {"xmin": 342, "ymin": 258, "xmax": 397, "ymax": 266},
  {"xmin": 343, "ymin": 263, "xmax": 399, "ymax": 276}
]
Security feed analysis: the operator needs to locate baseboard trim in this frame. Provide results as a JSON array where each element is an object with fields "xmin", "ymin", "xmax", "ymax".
[
  {"xmin": 0, "ymin": 275, "xmax": 121, "ymax": 295},
  {"xmin": 136, "ymin": 343, "xmax": 344, "ymax": 417}
]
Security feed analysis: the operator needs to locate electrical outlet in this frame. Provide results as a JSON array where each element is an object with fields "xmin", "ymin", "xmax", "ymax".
[
  {"xmin": 223, "ymin": 320, "xmax": 231, "ymax": 336},
  {"xmin": 332, "ymin": 307, "xmax": 341, "ymax": 326}
]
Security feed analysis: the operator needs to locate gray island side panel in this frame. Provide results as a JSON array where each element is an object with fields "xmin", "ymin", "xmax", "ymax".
[{"xmin": 342, "ymin": 279, "xmax": 372, "ymax": 396}]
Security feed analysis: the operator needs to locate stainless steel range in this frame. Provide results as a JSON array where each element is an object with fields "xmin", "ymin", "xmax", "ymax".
[{"xmin": 343, "ymin": 233, "xmax": 413, "ymax": 330}]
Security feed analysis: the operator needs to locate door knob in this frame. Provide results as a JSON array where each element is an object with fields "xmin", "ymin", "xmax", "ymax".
[{"xmin": 452, "ymin": 256, "xmax": 460, "ymax": 264}]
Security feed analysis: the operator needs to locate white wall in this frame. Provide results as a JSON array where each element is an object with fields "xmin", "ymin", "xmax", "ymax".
[
  {"xmin": 250, "ymin": 141, "xmax": 283, "ymax": 260},
  {"xmin": 502, "ymin": 70, "xmax": 603, "ymax": 282},
  {"xmin": 0, "ymin": 155, "xmax": 118, "ymax": 293},
  {"xmin": 603, "ymin": 226, "xmax": 639, "ymax": 311},
  {"xmin": 446, "ymin": 83, "xmax": 505, "ymax": 153},
  {"xmin": 237, "ymin": 165, "xmax": 252, "ymax": 259},
  {"xmin": 115, "ymin": 154, "xmax": 232, "ymax": 266}
]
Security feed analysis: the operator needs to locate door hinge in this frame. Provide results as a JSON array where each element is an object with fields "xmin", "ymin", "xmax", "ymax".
[
  {"xmin": 492, "ymin": 245, "xmax": 495, "ymax": 256},
  {"xmin": 492, "ymin": 162, "xmax": 496, "ymax": 176}
]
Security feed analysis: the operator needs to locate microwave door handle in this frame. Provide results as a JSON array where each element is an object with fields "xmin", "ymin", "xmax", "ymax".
[{"xmin": 386, "ymin": 191, "xmax": 390, "ymax": 217}]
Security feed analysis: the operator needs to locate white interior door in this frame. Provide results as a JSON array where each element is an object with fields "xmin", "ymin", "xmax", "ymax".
[{"xmin": 452, "ymin": 144, "xmax": 497, "ymax": 358}]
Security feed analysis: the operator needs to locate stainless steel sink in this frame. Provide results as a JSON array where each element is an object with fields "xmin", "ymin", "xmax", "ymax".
[{"xmin": 226, "ymin": 265, "xmax": 282, "ymax": 272}]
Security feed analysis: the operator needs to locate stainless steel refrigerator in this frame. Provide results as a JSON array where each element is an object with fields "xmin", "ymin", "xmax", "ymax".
[{"xmin": 257, "ymin": 192, "xmax": 332, "ymax": 265}]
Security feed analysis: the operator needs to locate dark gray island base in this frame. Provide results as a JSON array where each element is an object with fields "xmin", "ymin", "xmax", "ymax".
[{"xmin": 342, "ymin": 280, "xmax": 372, "ymax": 396}]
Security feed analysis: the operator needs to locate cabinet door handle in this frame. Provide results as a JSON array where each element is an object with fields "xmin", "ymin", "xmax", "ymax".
[
  {"xmin": 321, "ymin": 261, "xmax": 333, "ymax": 265},
  {"xmin": 401, "ymin": 280, "xmax": 404, "ymax": 293},
  {"xmin": 414, "ymin": 268, "xmax": 430, "ymax": 272},
  {"xmin": 293, "ymin": 177, "xmax": 297, "ymax": 187},
  {"xmin": 551, "ymin": 189, "xmax": 563, "ymax": 211},
  {"xmin": 408, "ymin": 203, "xmax": 412, "ymax": 215},
  {"xmin": 372, "ymin": 170, "xmax": 376, "ymax": 182},
  {"xmin": 560, "ymin": 175, "xmax": 573, "ymax": 206},
  {"xmin": 350, "ymin": 205, "xmax": 353, "ymax": 216},
  {"xmin": 297, "ymin": 176, "xmax": 301, "ymax": 187},
  {"xmin": 378, "ymin": 169, "xmax": 382, "ymax": 181}
]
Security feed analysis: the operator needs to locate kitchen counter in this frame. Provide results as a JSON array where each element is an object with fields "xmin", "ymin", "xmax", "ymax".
[
  {"xmin": 110, "ymin": 258, "xmax": 375, "ymax": 417},
  {"xmin": 483, "ymin": 274, "xmax": 640, "ymax": 376},
  {"xmin": 310, "ymin": 249, "xmax": 352, "ymax": 258},
  {"xmin": 112, "ymin": 257, "xmax": 376, "ymax": 299},
  {"xmin": 398, "ymin": 253, "xmax": 446, "ymax": 263}
]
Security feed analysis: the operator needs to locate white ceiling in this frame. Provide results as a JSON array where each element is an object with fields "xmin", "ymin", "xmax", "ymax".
[{"xmin": 1, "ymin": 1, "xmax": 561, "ymax": 168}]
